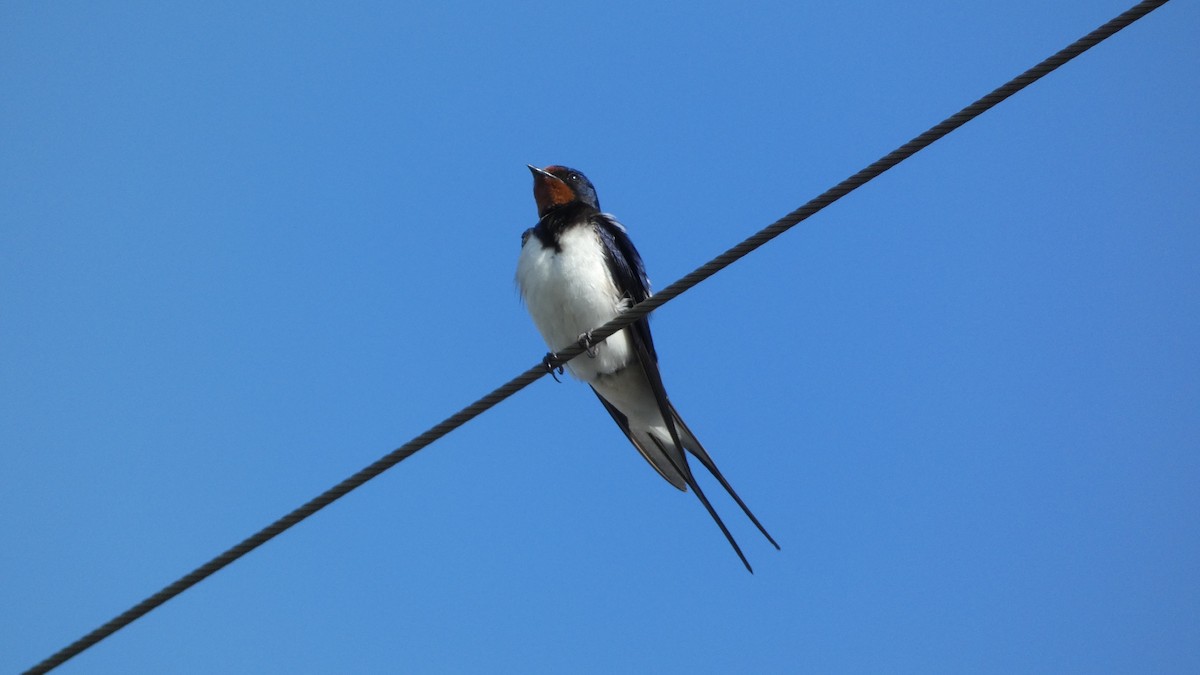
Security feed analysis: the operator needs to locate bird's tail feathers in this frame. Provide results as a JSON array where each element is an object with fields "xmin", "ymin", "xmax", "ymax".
[
  {"xmin": 646, "ymin": 433, "xmax": 754, "ymax": 573},
  {"xmin": 626, "ymin": 426, "xmax": 689, "ymax": 491},
  {"xmin": 661, "ymin": 406, "xmax": 781, "ymax": 551}
]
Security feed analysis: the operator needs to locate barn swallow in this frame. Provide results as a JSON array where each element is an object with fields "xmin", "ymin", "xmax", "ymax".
[{"xmin": 515, "ymin": 164, "xmax": 779, "ymax": 572}]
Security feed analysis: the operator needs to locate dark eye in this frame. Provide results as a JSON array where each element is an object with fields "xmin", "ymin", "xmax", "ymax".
[{"xmin": 568, "ymin": 174, "xmax": 579, "ymax": 182}]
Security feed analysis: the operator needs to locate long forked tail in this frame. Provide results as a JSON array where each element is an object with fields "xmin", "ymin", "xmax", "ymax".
[
  {"xmin": 647, "ymin": 434, "xmax": 755, "ymax": 573},
  {"xmin": 668, "ymin": 406, "xmax": 780, "ymax": 551},
  {"xmin": 641, "ymin": 385, "xmax": 778, "ymax": 572},
  {"xmin": 594, "ymin": 383, "xmax": 757, "ymax": 570},
  {"xmin": 626, "ymin": 322, "xmax": 778, "ymax": 571}
]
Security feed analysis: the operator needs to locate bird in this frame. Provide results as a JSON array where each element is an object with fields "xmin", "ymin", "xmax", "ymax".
[{"xmin": 515, "ymin": 164, "xmax": 779, "ymax": 572}]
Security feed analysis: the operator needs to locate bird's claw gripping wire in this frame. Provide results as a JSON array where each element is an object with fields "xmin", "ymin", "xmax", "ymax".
[
  {"xmin": 543, "ymin": 353, "xmax": 565, "ymax": 383},
  {"xmin": 578, "ymin": 332, "xmax": 598, "ymax": 359},
  {"xmin": 542, "ymin": 333, "xmax": 597, "ymax": 382}
]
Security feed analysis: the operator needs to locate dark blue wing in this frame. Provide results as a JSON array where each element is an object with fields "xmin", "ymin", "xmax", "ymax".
[
  {"xmin": 592, "ymin": 213, "xmax": 657, "ymax": 361},
  {"xmin": 591, "ymin": 213, "xmax": 778, "ymax": 570}
]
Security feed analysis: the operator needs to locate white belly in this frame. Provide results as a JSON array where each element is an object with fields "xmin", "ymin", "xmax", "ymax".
[{"xmin": 516, "ymin": 225, "xmax": 634, "ymax": 382}]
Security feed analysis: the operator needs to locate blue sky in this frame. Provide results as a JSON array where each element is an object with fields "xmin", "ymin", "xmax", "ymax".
[{"xmin": 3, "ymin": 1, "xmax": 1197, "ymax": 672}]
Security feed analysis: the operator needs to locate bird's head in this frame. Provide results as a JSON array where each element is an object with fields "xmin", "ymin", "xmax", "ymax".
[{"xmin": 528, "ymin": 164, "xmax": 600, "ymax": 218}]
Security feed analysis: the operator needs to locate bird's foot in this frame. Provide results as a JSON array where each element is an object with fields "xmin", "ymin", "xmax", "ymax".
[
  {"xmin": 543, "ymin": 353, "xmax": 565, "ymax": 383},
  {"xmin": 578, "ymin": 332, "xmax": 598, "ymax": 359}
]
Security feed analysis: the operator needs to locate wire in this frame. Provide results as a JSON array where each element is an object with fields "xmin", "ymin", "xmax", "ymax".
[{"xmin": 24, "ymin": 1, "xmax": 1169, "ymax": 672}]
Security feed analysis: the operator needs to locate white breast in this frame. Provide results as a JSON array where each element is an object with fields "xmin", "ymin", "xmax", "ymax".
[{"xmin": 516, "ymin": 225, "xmax": 634, "ymax": 383}]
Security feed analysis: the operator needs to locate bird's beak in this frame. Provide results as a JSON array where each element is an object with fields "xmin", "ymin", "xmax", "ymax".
[{"xmin": 527, "ymin": 164, "xmax": 556, "ymax": 180}]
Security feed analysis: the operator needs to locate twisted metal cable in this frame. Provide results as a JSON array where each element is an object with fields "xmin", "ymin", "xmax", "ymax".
[
  {"xmin": 25, "ymin": 1, "xmax": 1169, "ymax": 671},
  {"xmin": 560, "ymin": 0, "xmax": 1171, "ymax": 356}
]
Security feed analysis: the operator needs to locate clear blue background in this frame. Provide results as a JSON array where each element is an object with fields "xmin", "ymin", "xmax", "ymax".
[{"xmin": 3, "ymin": 1, "xmax": 1197, "ymax": 672}]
